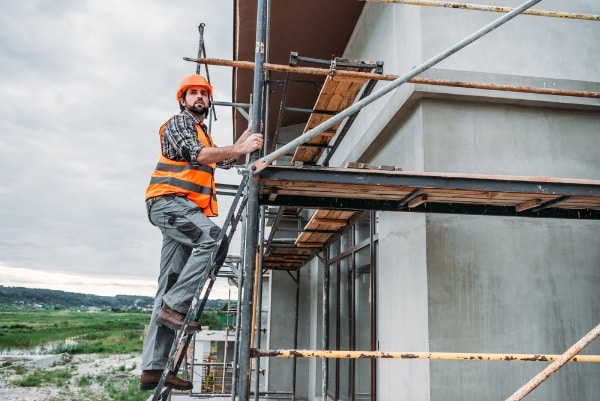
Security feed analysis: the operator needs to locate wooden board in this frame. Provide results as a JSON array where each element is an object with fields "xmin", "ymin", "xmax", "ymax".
[
  {"xmin": 295, "ymin": 209, "xmax": 360, "ymax": 246},
  {"xmin": 291, "ymin": 62, "xmax": 374, "ymax": 164},
  {"xmin": 259, "ymin": 166, "xmax": 600, "ymax": 270},
  {"xmin": 259, "ymin": 167, "xmax": 600, "ymax": 211}
]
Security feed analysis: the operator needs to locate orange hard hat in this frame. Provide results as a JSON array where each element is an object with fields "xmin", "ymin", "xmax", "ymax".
[{"xmin": 176, "ymin": 74, "xmax": 213, "ymax": 101}]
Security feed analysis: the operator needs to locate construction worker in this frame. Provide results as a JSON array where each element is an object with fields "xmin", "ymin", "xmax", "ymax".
[{"xmin": 140, "ymin": 74, "xmax": 263, "ymax": 391}]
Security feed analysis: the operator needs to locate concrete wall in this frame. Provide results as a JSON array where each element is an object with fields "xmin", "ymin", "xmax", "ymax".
[
  {"xmin": 365, "ymin": 100, "xmax": 600, "ymax": 400},
  {"xmin": 336, "ymin": 1, "xmax": 600, "ymax": 168},
  {"xmin": 426, "ymin": 215, "xmax": 600, "ymax": 401},
  {"xmin": 266, "ymin": 266, "xmax": 314, "ymax": 400},
  {"xmin": 340, "ymin": 1, "xmax": 600, "ymax": 400},
  {"xmin": 424, "ymin": 100, "xmax": 599, "ymax": 401}
]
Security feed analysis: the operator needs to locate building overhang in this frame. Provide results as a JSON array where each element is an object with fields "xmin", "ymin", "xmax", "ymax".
[{"xmin": 232, "ymin": 0, "xmax": 365, "ymax": 148}]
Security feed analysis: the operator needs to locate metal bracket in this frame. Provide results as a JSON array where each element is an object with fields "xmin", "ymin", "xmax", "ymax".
[
  {"xmin": 289, "ymin": 51, "xmax": 384, "ymax": 74},
  {"xmin": 329, "ymin": 58, "xmax": 337, "ymax": 77}
]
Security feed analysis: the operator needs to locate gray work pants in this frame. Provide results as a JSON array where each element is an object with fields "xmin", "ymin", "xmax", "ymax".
[{"xmin": 142, "ymin": 195, "xmax": 228, "ymax": 370}]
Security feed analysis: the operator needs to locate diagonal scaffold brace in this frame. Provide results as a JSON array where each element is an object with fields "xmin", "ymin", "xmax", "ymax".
[{"xmin": 149, "ymin": 174, "xmax": 250, "ymax": 401}]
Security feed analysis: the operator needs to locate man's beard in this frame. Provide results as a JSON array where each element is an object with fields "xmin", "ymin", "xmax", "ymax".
[{"xmin": 186, "ymin": 103, "xmax": 208, "ymax": 116}]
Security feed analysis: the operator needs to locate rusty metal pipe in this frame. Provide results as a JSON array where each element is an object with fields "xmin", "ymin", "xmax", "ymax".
[
  {"xmin": 249, "ymin": 348, "xmax": 600, "ymax": 363},
  {"xmin": 185, "ymin": 58, "xmax": 600, "ymax": 100},
  {"xmin": 361, "ymin": 0, "xmax": 600, "ymax": 21},
  {"xmin": 505, "ymin": 323, "xmax": 600, "ymax": 401}
]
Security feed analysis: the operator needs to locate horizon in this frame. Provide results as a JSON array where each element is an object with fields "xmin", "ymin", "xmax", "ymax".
[
  {"xmin": 0, "ymin": 263, "xmax": 237, "ymax": 300},
  {"xmin": 0, "ymin": 284, "xmax": 235, "ymax": 301},
  {"xmin": 0, "ymin": 283, "xmax": 152, "ymax": 299}
]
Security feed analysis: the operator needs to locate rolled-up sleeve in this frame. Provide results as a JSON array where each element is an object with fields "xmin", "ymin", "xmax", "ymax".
[
  {"xmin": 162, "ymin": 114, "xmax": 203, "ymax": 164},
  {"xmin": 217, "ymin": 158, "xmax": 237, "ymax": 169}
]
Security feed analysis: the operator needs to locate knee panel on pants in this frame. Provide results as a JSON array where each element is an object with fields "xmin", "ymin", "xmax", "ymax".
[
  {"xmin": 176, "ymin": 221, "xmax": 203, "ymax": 242},
  {"xmin": 165, "ymin": 273, "xmax": 179, "ymax": 293}
]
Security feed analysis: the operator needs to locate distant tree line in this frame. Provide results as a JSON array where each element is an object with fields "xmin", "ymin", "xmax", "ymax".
[{"xmin": 0, "ymin": 286, "xmax": 226, "ymax": 311}]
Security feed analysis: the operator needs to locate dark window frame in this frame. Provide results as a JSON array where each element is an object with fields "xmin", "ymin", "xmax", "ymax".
[{"xmin": 325, "ymin": 211, "xmax": 378, "ymax": 401}]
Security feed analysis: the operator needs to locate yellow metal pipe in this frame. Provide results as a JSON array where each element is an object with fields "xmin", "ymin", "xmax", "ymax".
[
  {"xmin": 249, "ymin": 348, "xmax": 600, "ymax": 363},
  {"xmin": 362, "ymin": 0, "xmax": 600, "ymax": 21},
  {"xmin": 250, "ymin": 252, "xmax": 260, "ymax": 352}
]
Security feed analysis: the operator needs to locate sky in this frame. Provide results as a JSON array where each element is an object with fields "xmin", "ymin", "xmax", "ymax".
[{"xmin": 0, "ymin": 0, "xmax": 243, "ymax": 299}]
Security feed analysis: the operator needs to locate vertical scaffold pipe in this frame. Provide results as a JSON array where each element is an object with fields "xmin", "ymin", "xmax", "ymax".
[
  {"xmin": 292, "ymin": 272, "xmax": 300, "ymax": 401},
  {"xmin": 195, "ymin": 23, "xmax": 205, "ymax": 75},
  {"xmin": 253, "ymin": 210, "xmax": 266, "ymax": 401},
  {"xmin": 322, "ymin": 251, "xmax": 329, "ymax": 401},
  {"xmin": 238, "ymin": 0, "xmax": 267, "ymax": 400}
]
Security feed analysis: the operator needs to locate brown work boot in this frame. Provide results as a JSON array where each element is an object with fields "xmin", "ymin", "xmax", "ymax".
[
  {"xmin": 156, "ymin": 304, "xmax": 201, "ymax": 332},
  {"xmin": 139, "ymin": 369, "xmax": 193, "ymax": 391}
]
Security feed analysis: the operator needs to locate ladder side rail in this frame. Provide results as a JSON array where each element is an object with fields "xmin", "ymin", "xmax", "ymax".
[
  {"xmin": 151, "ymin": 175, "xmax": 249, "ymax": 401},
  {"xmin": 165, "ymin": 193, "xmax": 250, "ymax": 399}
]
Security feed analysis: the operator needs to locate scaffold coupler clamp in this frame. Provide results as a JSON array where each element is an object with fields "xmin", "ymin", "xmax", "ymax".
[{"xmin": 329, "ymin": 58, "xmax": 337, "ymax": 77}]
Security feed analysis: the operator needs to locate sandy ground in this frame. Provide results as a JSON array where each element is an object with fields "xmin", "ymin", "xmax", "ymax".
[
  {"xmin": 0, "ymin": 354, "xmax": 258, "ymax": 401},
  {"xmin": 0, "ymin": 353, "xmax": 142, "ymax": 401}
]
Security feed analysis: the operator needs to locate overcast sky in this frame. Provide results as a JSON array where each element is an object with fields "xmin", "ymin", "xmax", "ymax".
[{"xmin": 0, "ymin": 0, "xmax": 244, "ymax": 298}]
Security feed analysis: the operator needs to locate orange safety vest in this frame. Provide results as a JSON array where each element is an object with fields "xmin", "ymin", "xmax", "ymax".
[{"xmin": 145, "ymin": 119, "xmax": 218, "ymax": 217}]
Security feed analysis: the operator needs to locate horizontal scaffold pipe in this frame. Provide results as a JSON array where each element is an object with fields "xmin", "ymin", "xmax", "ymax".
[
  {"xmin": 361, "ymin": 0, "xmax": 600, "ymax": 21},
  {"xmin": 185, "ymin": 57, "xmax": 600, "ymax": 100},
  {"xmin": 249, "ymin": 349, "xmax": 600, "ymax": 363}
]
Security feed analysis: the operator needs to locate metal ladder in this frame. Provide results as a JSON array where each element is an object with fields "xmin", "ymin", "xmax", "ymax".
[{"xmin": 149, "ymin": 174, "xmax": 249, "ymax": 401}]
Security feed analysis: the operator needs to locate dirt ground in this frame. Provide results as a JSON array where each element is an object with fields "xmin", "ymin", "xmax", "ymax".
[{"xmin": 0, "ymin": 353, "xmax": 142, "ymax": 401}]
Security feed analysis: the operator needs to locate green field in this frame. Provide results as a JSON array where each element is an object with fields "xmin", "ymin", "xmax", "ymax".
[
  {"xmin": 0, "ymin": 308, "xmax": 227, "ymax": 400},
  {"xmin": 0, "ymin": 309, "xmax": 153, "ymax": 400},
  {"xmin": 0, "ymin": 309, "xmax": 150, "ymax": 354}
]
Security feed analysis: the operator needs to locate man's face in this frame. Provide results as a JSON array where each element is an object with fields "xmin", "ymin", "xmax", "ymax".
[{"xmin": 182, "ymin": 85, "xmax": 210, "ymax": 116}]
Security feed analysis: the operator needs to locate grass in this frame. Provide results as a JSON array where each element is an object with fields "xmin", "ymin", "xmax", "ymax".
[
  {"xmin": 0, "ymin": 308, "xmax": 213, "ymax": 400},
  {"xmin": 7, "ymin": 365, "xmax": 150, "ymax": 401},
  {"xmin": 11, "ymin": 366, "xmax": 73, "ymax": 387},
  {"xmin": 0, "ymin": 309, "xmax": 149, "ymax": 354},
  {"xmin": 104, "ymin": 378, "xmax": 150, "ymax": 401},
  {"xmin": 0, "ymin": 308, "xmax": 153, "ymax": 401}
]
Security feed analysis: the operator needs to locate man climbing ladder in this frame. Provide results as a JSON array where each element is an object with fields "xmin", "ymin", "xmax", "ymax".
[{"xmin": 141, "ymin": 74, "xmax": 263, "ymax": 391}]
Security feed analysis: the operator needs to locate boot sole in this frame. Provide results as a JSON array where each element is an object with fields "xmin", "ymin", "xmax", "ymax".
[{"xmin": 139, "ymin": 382, "xmax": 158, "ymax": 391}]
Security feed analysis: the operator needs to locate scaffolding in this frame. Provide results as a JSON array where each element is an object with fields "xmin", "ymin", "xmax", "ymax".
[{"xmin": 151, "ymin": 1, "xmax": 600, "ymax": 400}]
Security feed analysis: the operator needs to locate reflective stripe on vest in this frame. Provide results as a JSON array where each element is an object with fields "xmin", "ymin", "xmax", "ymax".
[{"xmin": 145, "ymin": 118, "xmax": 219, "ymax": 217}]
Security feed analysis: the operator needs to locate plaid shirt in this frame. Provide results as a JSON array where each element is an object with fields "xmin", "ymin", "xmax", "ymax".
[{"xmin": 161, "ymin": 109, "xmax": 236, "ymax": 169}]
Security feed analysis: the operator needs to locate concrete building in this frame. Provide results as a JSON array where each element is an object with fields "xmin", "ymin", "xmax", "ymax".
[{"xmin": 228, "ymin": 1, "xmax": 600, "ymax": 400}]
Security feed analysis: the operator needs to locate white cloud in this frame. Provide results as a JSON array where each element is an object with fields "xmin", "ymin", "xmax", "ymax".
[
  {"xmin": 0, "ymin": 263, "xmax": 157, "ymax": 297},
  {"xmin": 0, "ymin": 0, "xmax": 241, "ymax": 298}
]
